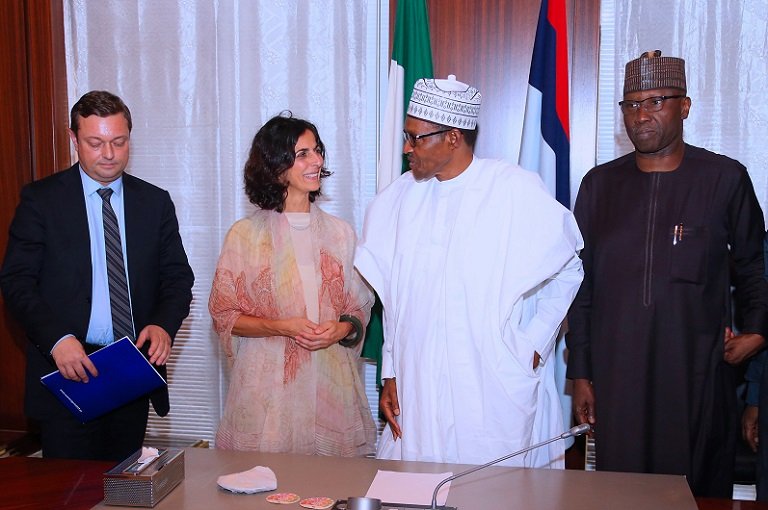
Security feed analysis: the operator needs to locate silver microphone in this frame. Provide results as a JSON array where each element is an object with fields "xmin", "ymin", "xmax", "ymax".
[{"xmin": 429, "ymin": 423, "xmax": 592, "ymax": 509}]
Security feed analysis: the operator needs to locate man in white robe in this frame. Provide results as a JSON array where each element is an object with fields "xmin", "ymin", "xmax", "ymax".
[{"xmin": 355, "ymin": 75, "xmax": 584, "ymax": 468}]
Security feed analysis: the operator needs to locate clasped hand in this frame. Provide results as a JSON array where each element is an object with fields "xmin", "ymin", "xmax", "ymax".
[{"xmin": 283, "ymin": 317, "xmax": 353, "ymax": 351}]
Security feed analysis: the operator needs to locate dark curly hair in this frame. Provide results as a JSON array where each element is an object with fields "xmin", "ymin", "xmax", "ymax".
[{"xmin": 244, "ymin": 112, "xmax": 331, "ymax": 212}]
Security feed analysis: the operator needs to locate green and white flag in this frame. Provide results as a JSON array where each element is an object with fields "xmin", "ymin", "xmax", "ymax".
[
  {"xmin": 376, "ymin": 0, "xmax": 434, "ymax": 191},
  {"xmin": 363, "ymin": 0, "xmax": 433, "ymax": 382}
]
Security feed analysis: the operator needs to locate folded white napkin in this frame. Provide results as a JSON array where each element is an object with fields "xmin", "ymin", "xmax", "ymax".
[{"xmin": 217, "ymin": 466, "xmax": 278, "ymax": 494}]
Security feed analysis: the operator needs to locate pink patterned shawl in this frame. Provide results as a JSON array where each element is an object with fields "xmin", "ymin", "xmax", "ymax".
[{"xmin": 208, "ymin": 205, "xmax": 375, "ymax": 456}]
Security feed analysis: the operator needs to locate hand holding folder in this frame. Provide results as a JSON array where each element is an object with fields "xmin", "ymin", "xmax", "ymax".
[
  {"xmin": 41, "ymin": 337, "xmax": 167, "ymax": 423},
  {"xmin": 50, "ymin": 336, "xmax": 100, "ymax": 383}
]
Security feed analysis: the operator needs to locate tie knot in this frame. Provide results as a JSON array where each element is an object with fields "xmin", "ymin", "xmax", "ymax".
[{"xmin": 97, "ymin": 188, "xmax": 113, "ymax": 201}]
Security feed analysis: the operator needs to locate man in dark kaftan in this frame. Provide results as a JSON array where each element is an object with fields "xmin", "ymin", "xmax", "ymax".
[{"xmin": 567, "ymin": 50, "xmax": 768, "ymax": 497}]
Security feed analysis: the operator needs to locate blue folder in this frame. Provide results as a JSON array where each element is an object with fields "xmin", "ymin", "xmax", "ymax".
[{"xmin": 40, "ymin": 337, "xmax": 167, "ymax": 423}]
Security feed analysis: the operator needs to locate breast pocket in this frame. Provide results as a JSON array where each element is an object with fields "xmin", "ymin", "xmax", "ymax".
[{"xmin": 669, "ymin": 225, "xmax": 708, "ymax": 284}]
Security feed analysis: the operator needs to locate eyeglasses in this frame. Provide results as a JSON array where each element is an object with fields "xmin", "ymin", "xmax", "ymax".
[
  {"xmin": 618, "ymin": 95, "xmax": 685, "ymax": 114},
  {"xmin": 402, "ymin": 128, "xmax": 452, "ymax": 147}
]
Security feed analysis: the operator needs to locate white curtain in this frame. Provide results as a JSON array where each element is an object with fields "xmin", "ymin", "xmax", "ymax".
[
  {"xmin": 63, "ymin": 0, "xmax": 386, "ymax": 444},
  {"xmin": 595, "ymin": 0, "xmax": 768, "ymax": 220}
]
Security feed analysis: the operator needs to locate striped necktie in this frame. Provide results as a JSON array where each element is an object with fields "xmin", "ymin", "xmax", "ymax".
[{"xmin": 97, "ymin": 188, "xmax": 135, "ymax": 342}]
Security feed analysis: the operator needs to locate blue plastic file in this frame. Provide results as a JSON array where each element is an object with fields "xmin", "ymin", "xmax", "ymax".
[{"xmin": 40, "ymin": 337, "xmax": 166, "ymax": 423}]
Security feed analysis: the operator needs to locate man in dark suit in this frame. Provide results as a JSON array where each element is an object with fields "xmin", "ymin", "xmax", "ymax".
[
  {"xmin": 742, "ymin": 231, "xmax": 768, "ymax": 500},
  {"xmin": 0, "ymin": 90, "xmax": 194, "ymax": 461}
]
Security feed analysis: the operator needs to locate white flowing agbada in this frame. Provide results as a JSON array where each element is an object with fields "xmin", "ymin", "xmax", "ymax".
[{"xmin": 355, "ymin": 157, "xmax": 584, "ymax": 468}]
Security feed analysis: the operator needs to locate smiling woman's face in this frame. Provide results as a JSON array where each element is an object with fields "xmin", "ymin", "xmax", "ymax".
[{"xmin": 282, "ymin": 129, "xmax": 324, "ymax": 202}]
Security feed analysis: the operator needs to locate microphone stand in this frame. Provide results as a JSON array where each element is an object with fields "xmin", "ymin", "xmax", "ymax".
[{"xmin": 429, "ymin": 423, "xmax": 592, "ymax": 509}]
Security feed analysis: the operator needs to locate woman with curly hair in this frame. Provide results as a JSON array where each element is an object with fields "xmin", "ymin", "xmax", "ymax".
[{"xmin": 209, "ymin": 112, "xmax": 375, "ymax": 456}]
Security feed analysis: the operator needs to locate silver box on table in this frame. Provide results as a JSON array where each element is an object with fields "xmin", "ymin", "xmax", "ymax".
[{"xmin": 103, "ymin": 448, "xmax": 185, "ymax": 507}]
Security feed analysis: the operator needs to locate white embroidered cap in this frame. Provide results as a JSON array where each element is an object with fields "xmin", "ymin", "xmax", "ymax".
[{"xmin": 407, "ymin": 75, "xmax": 482, "ymax": 129}]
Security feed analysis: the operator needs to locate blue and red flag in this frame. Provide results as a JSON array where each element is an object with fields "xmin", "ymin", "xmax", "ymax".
[
  {"xmin": 518, "ymin": 0, "xmax": 570, "ymax": 208},
  {"xmin": 518, "ymin": 0, "xmax": 574, "ymax": 446}
]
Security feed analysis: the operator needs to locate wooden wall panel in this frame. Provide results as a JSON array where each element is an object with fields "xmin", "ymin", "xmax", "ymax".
[
  {"xmin": 427, "ymin": 0, "xmax": 538, "ymax": 163},
  {"xmin": 570, "ymin": 0, "xmax": 600, "ymax": 197},
  {"xmin": 0, "ymin": 0, "xmax": 68, "ymax": 433},
  {"xmin": 27, "ymin": 0, "xmax": 70, "ymax": 180},
  {"xmin": 0, "ymin": 0, "xmax": 34, "ymax": 434}
]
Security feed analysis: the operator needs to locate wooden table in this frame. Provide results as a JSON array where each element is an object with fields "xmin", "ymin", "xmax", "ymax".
[
  {"xmin": 1, "ymin": 451, "xmax": 767, "ymax": 510},
  {"xmin": 0, "ymin": 456, "xmax": 111, "ymax": 509}
]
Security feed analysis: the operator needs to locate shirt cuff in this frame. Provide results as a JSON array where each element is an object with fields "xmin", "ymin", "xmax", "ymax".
[
  {"xmin": 50, "ymin": 334, "xmax": 77, "ymax": 355},
  {"xmin": 746, "ymin": 381, "xmax": 760, "ymax": 407}
]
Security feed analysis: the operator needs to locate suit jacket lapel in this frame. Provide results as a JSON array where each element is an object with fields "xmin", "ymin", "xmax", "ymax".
[
  {"xmin": 122, "ymin": 173, "xmax": 146, "ymax": 292},
  {"xmin": 59, "ymin": 164, "xmax": 92, "ymax": 290}
]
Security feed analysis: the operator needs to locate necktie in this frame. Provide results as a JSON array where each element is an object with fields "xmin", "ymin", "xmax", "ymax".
[{"xmin": 97, "ymin": 188, "xmax": 135, "ymax": 342}]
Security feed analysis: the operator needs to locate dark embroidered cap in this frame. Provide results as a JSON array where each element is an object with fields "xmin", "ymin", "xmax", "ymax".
[{"xmin": 624, "ymin": 50, "xmax": 686, "ymax": 95}]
